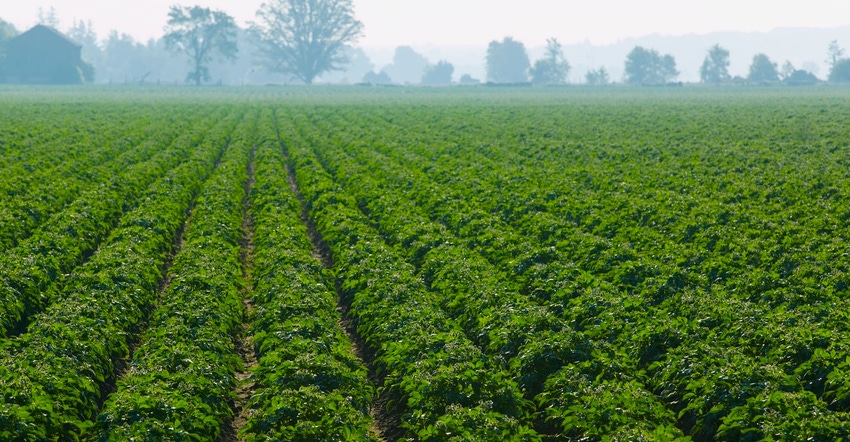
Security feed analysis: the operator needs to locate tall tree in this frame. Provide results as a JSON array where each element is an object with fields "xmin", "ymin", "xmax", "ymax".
[
  {"xmin": 624, "ymin": 46, "xmax": 678, "ymax": 85},
  {"xmin": 585, "ymin": 67, "xmax": 609, "ymax": 85},
  {"xmin": 163, "ymin": 5, "xmax": 238, "ymax": 86},
  {"xmin": 486, "ymin": 36, "xmax": 530, "ymax": 83},
  {"xmin": 382, "ymin": 46, "xmax": 429, "ymax": 84},
  {"xmin": 252, "ymin": 0, "xmax": 363, "ymax": 84},
  {"xmin": 38, "ymin": 7, "xmax": 60, "ymax": 29},
  {"xmin": 530, "ymin": 38, "xmax": 570, "ymax": 85},
  {"xmin": 747, "ymin": 53, "xmax": 779, "ymax": 83},
  {"xmin": 0, "ymin": 18, "xmax": 18, "ymax": 79},
  {"xmin": 421, "ymin": 60, "xmax": 454, "ymax": 85},
  {"xmin": 699, "ymin": 44, "xmax": 730, "ymax": 84},
  {"xmin": 827, "ymin": 40, "xmax": 845, "ymax": 70},
  {"xmin": 829, "ymin": 59, "xmax": 850, "ymax": 83}
]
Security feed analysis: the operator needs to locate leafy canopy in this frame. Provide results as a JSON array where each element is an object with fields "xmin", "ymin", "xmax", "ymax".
[
  {"xmin": 700, "ymin": 44, "xmax": 730, "ymax": 84},
  {"xmin": 486, "ymin": 36, "xmax": 530, "ymax": 83},
  {"xmin": 163, "ymin": 5, "xmax": 238, "ymax": 86},
  {"xmin": 251, "ymin": 0, "xmax": 363, "ymax": 84},
  {"xmin": 747, "ymin": 53, "xmax": 779, "ymax": 83},
  {"xmin": 530, "ymin": 38, "xmax": 570, "ymax": 85},
  {"xmin": 624, "ymin": 46, "xmax": 678, "ymax": 85}
]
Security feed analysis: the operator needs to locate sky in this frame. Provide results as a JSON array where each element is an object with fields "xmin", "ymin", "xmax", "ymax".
[{"xmin": 3, "ymin": 0, "xmax": 849, "ymax": 48}]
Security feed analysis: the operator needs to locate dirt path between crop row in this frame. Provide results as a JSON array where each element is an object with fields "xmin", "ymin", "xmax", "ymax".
[
  {"xmin": 219, "ymin": 144, "xmax": 259, "ymax": 442},
  {"xmin": 280, "ymin": 144, "xmax": 399, "ymax": 442}
]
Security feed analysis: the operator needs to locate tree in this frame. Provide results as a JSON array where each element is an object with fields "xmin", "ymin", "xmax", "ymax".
[
  {"xmin": 829, "ymin": 59, "xmax": 850, "ymax": 83},
  {"xmin": 362, "ymin": 70, "xmax": 391, "ymax": 84},
  {"xmin": 779, "ymin": 61, "xmax": 795, "ymax": 81},
  {"xmin": 382, "ymin": 46, "xmax": 429, "ymax": 84},
  {"xmin": 38, "ymin": 7, "xmax": 60, "ymax": 29},
  {"xmin": 421, "ymin": 60, "xmax": 454, "ymax": 85},
  {"xmin": 163, "ymin": 6, "xmax": 238, "ymax": 86},
  {"xmin": 699, "ymin": 44, "xmax": 730, "ymax": 84},
  {"xmin": 585, "ymin": 67, "xmax": 609, "ymax": 85},
  {"xmin": 748, "ymin": 53, "xmax": 778, "ymax": 83},
  {"xmin": 486, "ymin": 36, "xmax": 530, "ymax": 83},
  {"xmin": 827, "ymin": 40, "xmax": 845, "ymax": 70},
  {"xmin": 252, "ymin": 0, "xmax": 363, "ymax": 84},
  {"xmin": 530, "ymin": 38, "xmax": 570, "ymax": 85},
  {"xmin": 624, "ymin": 46, "xmax": 678, "ymax": 85},
  {"xmin": 0, "ymin": 18, "xmax": 18, "ymax": 79},
  {"xmin": 67, "ymin": 20, "xmax": 101, "ymax": 82},
  {"xmin": 459, "ymin": 74, "xmax": 480, "ymax": 85}
]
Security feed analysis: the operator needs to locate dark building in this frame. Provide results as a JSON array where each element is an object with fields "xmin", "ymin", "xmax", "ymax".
[{"xmin": 4, "ymin": 25, "xmax": 88, "ymax": 84}]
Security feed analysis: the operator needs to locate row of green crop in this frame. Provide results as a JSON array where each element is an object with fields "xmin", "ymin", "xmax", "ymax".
[
  {"xmin": 0, "ymin": 109, "xmax": 179, "ymax": 252},
  {"xmin": 363, "ymin": 106, "xmax": 850, "ymax": 439},
  {"xmin": 0, "ymin": 103, "xmax": 139, "ymax": 173},
  {"xmin": 0, "ymin": 111, "xmax": 225, "ymax": 338},
  {"xmin": 0, "ymin": 112, "xmax": 234, "ymax": 441},
  {"xmin": 291, "ymin": 110, "xmax": 684, "ymax": 439},
  {"xmin": 298, "ymin": 102, "xmax": 850, "ymax": 439},
  {"xmin": 282, "ymin": 122, "xmax": 542, "ymax": 441},
  {"xmin": 239, "ymin": 118, "xmax": 376, "ymax": 441},
  {"xmin": 92, "ymin": 113, "xmax": 252, "ymax": 440}
]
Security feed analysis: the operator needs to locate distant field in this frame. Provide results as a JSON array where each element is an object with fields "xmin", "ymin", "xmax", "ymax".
[{"xmin": 1, "ymin": 86, "xmax": 849, "ymax": 441}]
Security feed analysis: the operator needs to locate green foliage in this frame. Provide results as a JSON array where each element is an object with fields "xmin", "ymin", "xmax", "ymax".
[
  {"xmin": 530, "ymin": 38, "xmax": 570, "ymax": 85},
  {"xmin": 624, "ymin": 46, "xmax": 678, "ymax": 85},
  {"xmin": 240, "ymin": 116, "xmax": 376, "ymax": 441},
  {"xmin": 829, "ymin": 58, "xmax": 850, "ymax": 83},
  {"xmin": 748, "ymin": 53, "xmax": 779, "ymax": 83},
  {"xmin": 163, "ymin": 6, "xmax": 238, "ymax": 86},
  {"xmin": 486, "ymin": 37, "xmax": 530, "ymax": 83},
  {"xmin": 700, "ymin": 44, "xmax": 730, "ymax": 84}
]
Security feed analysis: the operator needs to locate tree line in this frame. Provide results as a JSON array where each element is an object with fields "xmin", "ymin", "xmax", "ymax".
[{"xmin": 1, "ymin": 1, "xmax": 849, "ymax": 86}]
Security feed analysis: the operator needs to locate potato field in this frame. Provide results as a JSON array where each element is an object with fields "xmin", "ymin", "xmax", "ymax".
[{"xmin": 1, "ymin": 86, "xmax": 850, "ymax": 441}]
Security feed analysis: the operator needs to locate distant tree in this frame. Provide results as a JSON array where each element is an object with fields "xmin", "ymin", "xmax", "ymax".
[
  {"xmin": 383, "ymin": 46, "xmax": 429, "ymax": 84},
  {"xmin": 784, "ymin": 69, "xmax": 819, "ymax": 86},
  {"xmin": 38, "ymin": 6, "xmax": 60, "ymax": 29},
  {"xmin": 459, "ymin": 74, "xmax": 480, "ymax": 85},
  {"xmin": 827, "ymin": 40, "xmax": 845, "ymax": 70},
  {"xmin": 362, "ymin": 70, "xmax": 391, "ymax": 84},
  {"xmin": 251, "ymin": 0, "xmax": 363, "ymax": 84},
  {"xmin": 319, "ymin": 45, "xmax": 373, "ymax": 83},
  {"xmin": 421, "ymin": 60, "xmax": 454, "ymax": 85},
  {"xmin": 0, "ymin": 18, "xmax": 17, "ymax": 79},
  {"xmin": 747, "ymin": 53, "xmax": 779, "ymax": 83},
  {"xmin": 699, "ymin": 44, "xmax": 730, "ymax": 84},
  {"xmin": 829, "ymin": 58, "xmax": 850, "ymax": 83},
  {"xmin": 0, "ymin": 18, "xmax": 16, "ymax": 42},
  {"xmin": 486, "ymin": 36, "xmax": 530, "ymax": 83},
  {"xmin": 102, "ymin": 32, "xmax": 150, "ymax": 83},
  {"xmin": 530, "ymin": 38, "xmax": 570, "ymax": 85},
  {"xmin": 67, "ymin": 20, "xmax": 101, "ymax": 82},
  {"xmin": 624, "ymin": 46, "xmax": 678, "ymax": 85},
  {"xmin": 163, "ymin": 6, "xmax": 237, "ymax": 86},
  {"xmin": 585, "ymin": 67, "xmax": 609, "ymax": 85},
  {"xmin": 779, "ymin": 61, "xmax": 795, "ymax": 81}
]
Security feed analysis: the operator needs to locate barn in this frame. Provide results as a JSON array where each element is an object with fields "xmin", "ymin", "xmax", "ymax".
[{"xmin": 4, "ymin": 25, "xmax": 90, "ymax": 84}]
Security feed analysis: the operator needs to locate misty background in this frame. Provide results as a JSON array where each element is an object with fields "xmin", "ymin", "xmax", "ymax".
[{"xmin": 1, "ymin": 3, "xmax": 848, "ymax": 85}]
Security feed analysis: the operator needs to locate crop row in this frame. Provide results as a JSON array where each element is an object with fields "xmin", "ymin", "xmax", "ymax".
[
  {"xmin": 93, "ymin": 112, "xmax": 252, "ymax": 440},
  {"xmin": 287, "ymin": 109, "xmax": 684, "ymax": 439},
  {"xmin": 0, "ymin": 110, "xmax": 186, "ymax": 252},
  {"xmin": 294, "ymin": 102, "xmax": 850, "ymax": 439},
  {"xmin": 0, "ymin": 111, "xmax": 227, "ymax": 338},
  {"xmin": 283, "ymin": 121, "xmax": 542, "ymax": 441},
  {"xmin": 0, "ymin": 112, "xmax": 235, "ymax": 440},
  {"xmin": 239, "ymin": 117, "xmax": 375, "ymax": 441}
]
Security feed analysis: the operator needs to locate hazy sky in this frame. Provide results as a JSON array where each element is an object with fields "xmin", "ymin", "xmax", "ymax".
[{"xmin": 4, "ymin": 0, "xmax": 849, "ymax": 47}]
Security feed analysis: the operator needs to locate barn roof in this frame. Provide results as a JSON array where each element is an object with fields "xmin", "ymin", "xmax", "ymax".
[{"xmin": 9, "ymin": 25, "xmax": 81, "ymax": 49}]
